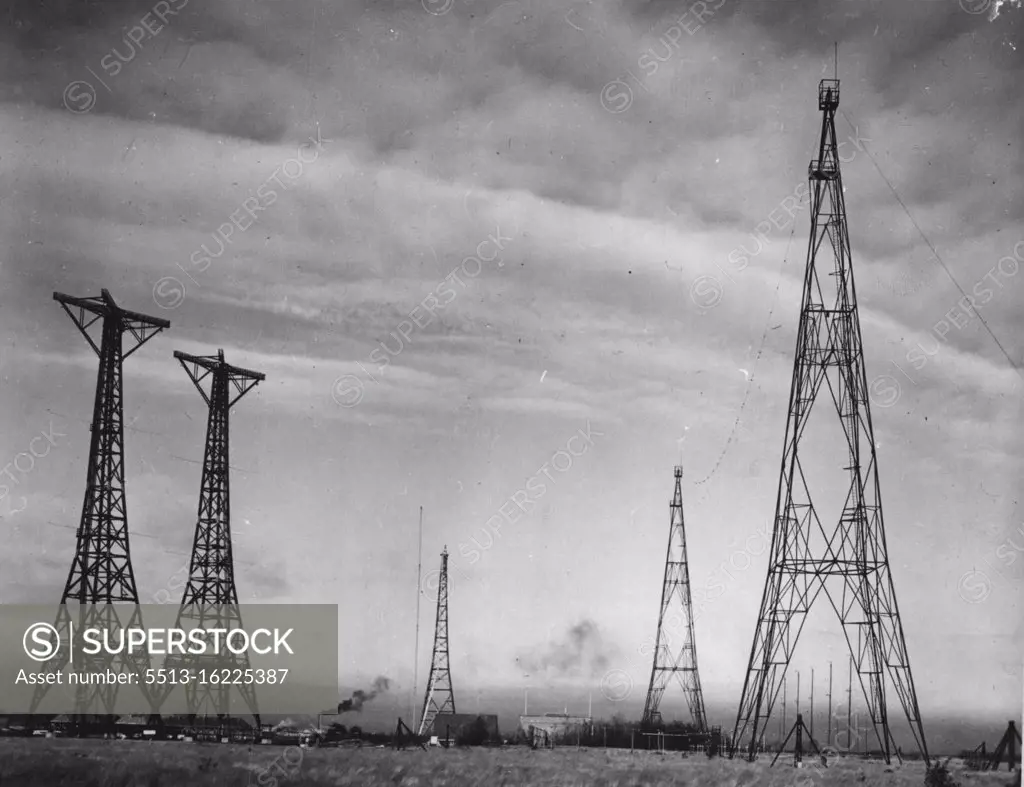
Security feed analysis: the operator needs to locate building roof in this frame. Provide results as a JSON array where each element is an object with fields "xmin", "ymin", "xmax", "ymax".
[{"xmin": 519, "ymin": 715, "xmax": 591, "ymax": 725}]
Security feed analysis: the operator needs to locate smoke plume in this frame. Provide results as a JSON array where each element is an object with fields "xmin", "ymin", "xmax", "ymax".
[
  {"xmin": 517, "ymin": 619, "xmax": 615, "ymax": 678},
  {"xmin": 337, "ymin": 675, "xmax": 391, "ymax": 714}
]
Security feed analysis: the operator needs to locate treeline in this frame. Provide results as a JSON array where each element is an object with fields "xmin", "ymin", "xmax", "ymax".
[
  {"xmin": 317, "ymin": 723, "xmax": 391, "ymax": 746},
  {"xmin": 379, "ymin": 715, "xmax": 724, "ymax": 752},
  {"xmin": 507, "ymin": 715, "xmax": 721, "ymax": 753}
]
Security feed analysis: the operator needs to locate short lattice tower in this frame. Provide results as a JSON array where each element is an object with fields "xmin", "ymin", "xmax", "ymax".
[
  {"xmin": 417, "ymin": 547, "xmax": 456, "ymax": 736},
  {"xmin": 642, "ymin": 466, "xmax": 708, "ymax": 732}
]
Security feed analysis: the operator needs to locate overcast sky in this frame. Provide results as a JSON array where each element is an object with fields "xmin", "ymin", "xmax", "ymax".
[{"xmin": 0, "ymin": 0, "xmax": 1021, "ymax": 744}]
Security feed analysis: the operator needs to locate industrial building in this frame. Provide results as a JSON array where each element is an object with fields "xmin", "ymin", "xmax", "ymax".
[
  {"xmin": 518, "ymin": 713, "xmax": 593, "ymax": 747},
  {"xmin": 427, "ymin": 713, "xmax": 499, "ymax": 745}
]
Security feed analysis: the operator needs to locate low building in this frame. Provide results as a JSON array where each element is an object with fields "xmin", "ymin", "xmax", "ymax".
[
  {"xmin": 47, "ymin": 714, "xmax": 73, "ymax": 733},
  {"xmin": 428, "ymin": 713, "xmax": 500, "ymax": 744},
  {"xmin": 518, "ymin": 714, "xmax": 592, "ymax": 746},
  {"xmin": 114, "ymin": 715, "xmax": 153, "ymax": 738}
]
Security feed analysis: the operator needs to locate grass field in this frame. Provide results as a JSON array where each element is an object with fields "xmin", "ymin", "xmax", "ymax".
[{"xmin": 0, "ymin": 738, "xmax": 1018, "ymax": 786}]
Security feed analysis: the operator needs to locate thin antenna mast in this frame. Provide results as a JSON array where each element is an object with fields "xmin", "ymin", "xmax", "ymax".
[
  {"xmin": 412, "ymin": 507, "xmax": 424, "ymax": 724},
  {"xmin": 847, "ymin": 655, "xmax": 853, "ymax": 750},
  {"xmin": 782, "ymin": 677, "xmax": 787, "ymax": 748},
  {"xmin": 828, "ymin": 661, "xmax": 833, "ymax": 748},
  {"xmin": 811, "ymin": 667, "xmax": 815, "ymax": 741}
]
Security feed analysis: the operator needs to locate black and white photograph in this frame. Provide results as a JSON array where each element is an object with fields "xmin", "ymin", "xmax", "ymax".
[{"xmin": 0, "ymin": 0, "xmax": 1021, "ymax": 784}]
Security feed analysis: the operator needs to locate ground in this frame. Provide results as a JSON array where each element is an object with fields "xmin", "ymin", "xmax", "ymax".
[{"xmin": 0, "ymin": 738, "xmax": 1018, "ymax": 786}]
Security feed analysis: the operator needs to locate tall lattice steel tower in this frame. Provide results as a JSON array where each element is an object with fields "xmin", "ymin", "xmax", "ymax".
[
  {"xmin": 417, "ymin": 546, "xmax": 455, "ymax": 736},
  {"xmin": 642, "ymin": 466, "xmax": 708, "ymax": 732},
  {"xmin": 730, "ymin": 79, "xmax": 928, "ymax": 765},
  {"xmin": 156, "ymin": 349, "xmax": 264, "ymax": 728},
  {"xmin": 32, "ymin": 289, "xmax": 169, "ymax": 717}
]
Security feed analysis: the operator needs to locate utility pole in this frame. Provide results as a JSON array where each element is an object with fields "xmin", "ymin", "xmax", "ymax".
[
  {"xmin": 847, "ymin": 655, "xmax": 853, "ymax": 751},
  {"xmin": 413, "ymin": 507, "xmax": 424, "ymax": 726},
  {"xmin": 827, "ymin": 661, "xmax": 833, "ymax": 748},
  {"xmin": 810, "ymin": 668, "xmax": 815, "ymax": 741},
  {"xmin": 781, "ymin": 678, "xmax": 787, "ymax": 747}
]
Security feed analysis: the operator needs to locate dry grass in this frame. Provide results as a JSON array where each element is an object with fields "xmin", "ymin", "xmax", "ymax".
[{"xmin": 0, "ymin": 738, "xmax": 1017, "ymax": 786}]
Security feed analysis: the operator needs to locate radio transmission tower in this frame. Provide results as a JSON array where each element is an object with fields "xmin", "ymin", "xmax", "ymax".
[
  {"xmin": 417, "ymin": 546, "xmax": 455, "ymax": 736},
  {"xmin": 642, "ymin": 466, "xmax": 708, "ymax": 731},
  {"xmin": 31, "ymin": 290, "xmax": 169, "ymax": 718},
  {"xmin": 730, "ymin": 79, "xmax": 929, "ymax": 765},
  {"xmin": 156, "ymin": 350, "xmax": 265, "ymax": 729}
]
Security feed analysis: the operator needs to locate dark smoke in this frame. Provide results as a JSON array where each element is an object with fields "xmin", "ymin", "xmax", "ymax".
[
  {"xmin": 518, "ymin": 619, "xmax": 614, "ymax": 678},
  {"xmin": 337, "ymin": 675, "xmax": 390, "ymax": 714}
]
